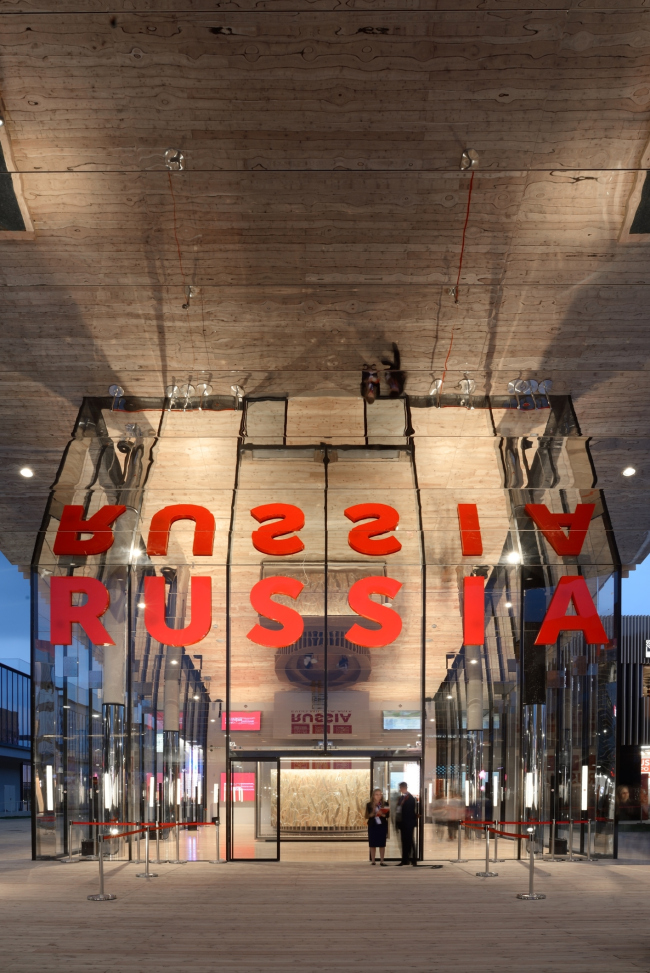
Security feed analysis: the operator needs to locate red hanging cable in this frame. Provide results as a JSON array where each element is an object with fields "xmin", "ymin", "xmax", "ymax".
[{"xmin": 454, "ymin": 170, "xmax": 475, "ymax": 304}]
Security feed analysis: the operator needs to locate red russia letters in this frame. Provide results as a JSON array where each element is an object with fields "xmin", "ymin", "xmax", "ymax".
[{"xmin": 49, "ymin": 501, "xmax": 607, "ymax": 649}]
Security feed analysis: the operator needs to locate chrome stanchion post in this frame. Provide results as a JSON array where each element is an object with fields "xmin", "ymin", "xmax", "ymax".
[
  {"xmin": 569, "ymin": 819, "xmax": 574, "ymax": 862},
  {"xmin": 476, "ymin": 823, "xmax": 498, "ymax": 878},
  {"xmin": 87, "ymin": 835, "xmax": 117, "ymax": 901},
  {"xmin": 136, "ymin": 824, "xmax": 158, "ymax": 879},
  {"xmin": 517, "ymin": 826, "xmax": 546, "ymax": 900},
  {"xmin": 586, "ymin": 819, "xmax": 592, "ymax": 862},
  {"xmin": 154, "ymin": 792, "xmax": 163, "ymax": 863},
  {"xmin": 61, "ymin": 821, "xmax": 76, "ymax": 863},
  {"xmin": 550, "ymin": 819, "xmax": 556, "ymax": 861},
  {"xmin": 210, "ymin": 816, "xmax": 227, "ymax": 864},
  {"xmin": 492, "ymin": 820, "xmax": 504, "ymax": 863},
  {"xmin": 168, "ymin": 812, "xmax": 187, "ymax": 866},
  {"xmin": 450, "ymin": 822, "xmax": 467, "ymax": 863}
]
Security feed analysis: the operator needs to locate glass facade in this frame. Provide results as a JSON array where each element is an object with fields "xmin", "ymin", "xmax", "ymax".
[{"xmin": 32, "ymin": 391, "xmax": 618, "ymax": 861}]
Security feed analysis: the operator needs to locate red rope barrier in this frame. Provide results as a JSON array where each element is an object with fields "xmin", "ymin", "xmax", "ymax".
[{"xmin": 71, "ymin": 821, "xmax": 140, "ymax": 827}]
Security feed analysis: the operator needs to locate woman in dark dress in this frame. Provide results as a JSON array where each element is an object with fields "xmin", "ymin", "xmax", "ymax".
[{"xmin": 365, "ymin": 788, "xmax": 389, "ymax": 865}]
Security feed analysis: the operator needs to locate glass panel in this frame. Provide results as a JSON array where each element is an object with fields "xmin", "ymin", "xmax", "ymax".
[
  {"xmin": 373, "ymin": 758, "xmax": 421, "ymax": 860},
  {"xmin": 327, "ymin": 447, "xmax": 422, "ymax": 753},
  {"xmin": 229, "ymin": 448, "xmax": 326, "ymax": 753},
  {"xmin": 230, "ymin": 760, "xmax": 278, "ymax": 860}
]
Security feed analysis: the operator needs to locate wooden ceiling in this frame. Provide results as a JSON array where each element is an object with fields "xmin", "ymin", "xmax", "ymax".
[{"xmin": 1, "ymin": 0, "xmax": 650, "ymax": 569}]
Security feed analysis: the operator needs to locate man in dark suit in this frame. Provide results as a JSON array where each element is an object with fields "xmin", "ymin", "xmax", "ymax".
[{"xmin": 396, "ymin": 781, "xmax": 418, "ymax": 866}]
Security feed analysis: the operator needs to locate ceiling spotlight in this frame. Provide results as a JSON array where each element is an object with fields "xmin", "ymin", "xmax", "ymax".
[
  {"xmin": 19, "ymin": 467, "xmax": 34, "ymax": 478},
  {"xmin": 137, "ymin": 602, "xmax": 145, "ymax": 609},
  {"xmin": 470, "ymin": 659, "xmax": 478, "ymax": 664},
  {"xmin": 446, "ymin": 694, "xmax": 453, "ymax": 700},
  {"xmin": 460, "ymin": 148, "xmax": 479, "ymax": 170},
  {"xmin": 622, "ymin": 467, "xmax": 636, "ymax": 477},
  {"xmin": 506, "ymin": 551, "xmax": 521, "ymax": 564},
  {"xmin": 164, "ymin": 148, "xmax": 184, "ymax": 171},
  {"xmin": 210, "ymin": 719, "xmax": 216, "ymax": 723},
  {"xmin": 108, "ymin": 384, "xmax": 124, "ymax": 412},
  {"xmin": 170, "ymin": 660, "xmax": 178, "ymax": 666},
  {"xmin": 193, "ymin": 694, "xmax": 200, "ymax": 700},
  {"xmin": 0, "ymin": 117, "xmax": 5, "ymax": 127},
  {"xmin": 130, "ymin": 547, "xmax": 140, "ymax": 560},
  {"xmin": 505, "ymin": 601, "xmax": 512, "ymax": 608}
]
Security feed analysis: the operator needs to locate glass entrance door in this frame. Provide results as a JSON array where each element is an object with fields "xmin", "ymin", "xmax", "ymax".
[
  {"xmin": 372, "ymin": 757, "xmax": 421, "ymax": 860},
  {"xmin": 229, "ymin": 758, "xmax": 279, "ymax": 860}
]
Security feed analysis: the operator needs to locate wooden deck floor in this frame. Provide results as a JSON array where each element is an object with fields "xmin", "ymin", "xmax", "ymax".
[{"xmin": 2, "ymin": 856, "xmax": 650, "ymax": 972}]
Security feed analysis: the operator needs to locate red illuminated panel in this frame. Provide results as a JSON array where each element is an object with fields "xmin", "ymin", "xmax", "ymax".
[
  {"xmin": 220, "ymin": 711, "xmax": 262, "ymax": 732},
  {"xmin": 220, "ymin": 772, "xmax": 255, "ymax": 803}
]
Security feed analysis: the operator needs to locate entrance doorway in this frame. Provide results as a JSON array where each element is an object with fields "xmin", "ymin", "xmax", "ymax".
[{"xmin": 229, "ymin": 756, "xmax": 421, "ymax": 862}]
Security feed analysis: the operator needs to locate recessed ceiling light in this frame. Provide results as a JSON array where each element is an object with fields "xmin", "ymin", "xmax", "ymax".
[
  {"xmin": 0, "ymin": 118, "xmax": 5, "ymax": 127},
  {"xmin": 505, "ymin": 601, "xmax": 512, "ymax": 608},
  {"xmin": 622, "ymin": 466, "xmax": 636, "ymax": 477},
  {"xmin": 470, "ymin": 659, "xmax": 478, "ymax": 664},
  {"xmin": 19, "ymin": 467, "xmax": 33, "ymax": 478},
  {"xmin": 193, "ymin": 694, "xmax": 200, "ymax": 700},
  {"xmin": 137, "ymin": 602, "xmax": 145, "ymax": 608},
  {"xmin": 170, "ymin": 660, "xmax": 178, "ymax": 665},
  {"xmin": 506, "ymin": 551, "xmax": 521, "ymax": 564},
  {"xmin": 446, "ymin": 694, "xmax": 453, "ymax": 699},
  {"xmin": 210, "ymin": 719, "xmax": 216, "ymax": 723}
]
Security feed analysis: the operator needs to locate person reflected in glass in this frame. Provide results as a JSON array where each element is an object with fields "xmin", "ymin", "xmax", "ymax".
[
  {"xmin": 396, "ymin": 781, "xmax": 418, "ymax": 866},
  {"xmin": 617, "ymin": 785, "xmax": 639, "ymax": 821},
  {"xmin": 365, "ymin": 788, "xmax": 389, "ymax": 865}
]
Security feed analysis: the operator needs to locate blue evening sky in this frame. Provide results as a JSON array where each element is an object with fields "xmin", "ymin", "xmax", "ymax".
[
  {"xmin": 0, "ymin": 551, "xmax": 30, "ymax": 672},
  {"xmin": 622, "ymin": 555, "xmax": 650, "ymax": 616}
]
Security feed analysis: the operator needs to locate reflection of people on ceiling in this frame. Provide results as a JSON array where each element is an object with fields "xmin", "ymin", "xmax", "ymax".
[
  {"xmin": 303, "ymin": 653, "xmax": 317, "ymax": 669},
  {"xmin": 336, "ymin": 655, "xmax": 349, "ymax": 670},
  {"xmin": 381, "ymin": 343, "xmax": 406, "ymax": 397}
]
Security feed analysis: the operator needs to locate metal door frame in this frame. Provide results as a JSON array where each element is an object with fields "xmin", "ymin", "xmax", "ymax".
[{"xmin": 371, "ymin": 754, "xmax": 423, "ymax": 861}]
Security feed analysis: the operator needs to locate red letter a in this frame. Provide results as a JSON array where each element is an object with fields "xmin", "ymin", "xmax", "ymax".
[
  {"xmin": 53, "ymin": 505, "xmax": 127, "ymax": 556},
  {"xmin": 50, "ymin": 577, "xmax": 114, "ymax": 645},
  {"xmin": 525, "ymin": 504, "xmax": 595, "ymax": 556},
  {"xmin": 535, "ymin": 577, "xmax": 608, "ymax": 645}
]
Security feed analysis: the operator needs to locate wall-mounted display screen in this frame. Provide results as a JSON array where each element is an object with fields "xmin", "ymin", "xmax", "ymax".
[
  {"xmin": 221, "ymin": 711, "xmax": 262, "ymax": 731},
  {"xmin": 382, "ymin": 710, "xmax": 421, "ymax": 730}
]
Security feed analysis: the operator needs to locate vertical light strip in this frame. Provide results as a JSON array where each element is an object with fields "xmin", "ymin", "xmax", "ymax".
[
  {"xmin": 525, "ymin": 772, "xmax": 534, "ymax": 808},
  {"xmin": 148, "ymin": 775, "xmax": 155, "ymax": 808},
  {"xmin": 581, "ymin": 765, "xmax": 589, "ymax": 811},
  {"xmin": 45, "ymin": 765, "xmax": 54, "ymax": 811}
]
